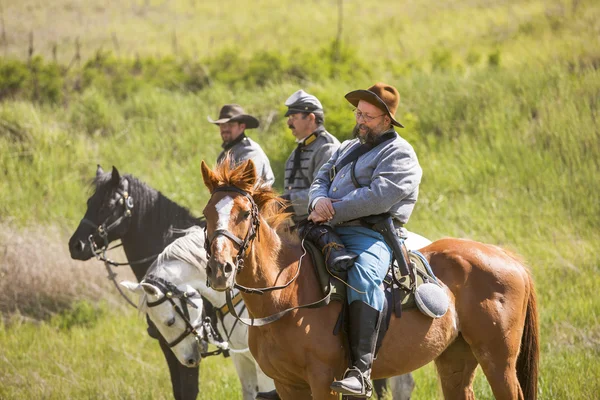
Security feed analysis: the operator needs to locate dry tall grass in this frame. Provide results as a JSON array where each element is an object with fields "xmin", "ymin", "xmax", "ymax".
[{"xmin": 0, "ymin": 223, "xmax": 135, "ymax": 322}]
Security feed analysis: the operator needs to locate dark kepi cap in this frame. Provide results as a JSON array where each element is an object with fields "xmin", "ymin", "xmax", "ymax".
[
  {"xmin": 284, "ymin": 90, "xmax": 324, "ymax": 117},
  {"xmin": 207, "ymin": 104, "xmax": 259, "ymax": 129},
  {"xmin": 345, "ymin": 82, "xmax": 404, "ymax": 128}
]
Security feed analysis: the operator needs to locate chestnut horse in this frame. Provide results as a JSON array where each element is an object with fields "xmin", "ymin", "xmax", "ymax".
[{"xmin": 200, "ymin": 159, "xmax": 539, "ymax": 400}]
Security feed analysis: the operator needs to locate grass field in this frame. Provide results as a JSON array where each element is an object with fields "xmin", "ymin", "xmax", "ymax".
[{"xmin": 1, "ymin": 0, "xmax": 599, "ymax": 398}]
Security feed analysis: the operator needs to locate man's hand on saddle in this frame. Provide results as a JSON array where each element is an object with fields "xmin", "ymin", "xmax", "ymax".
[{"xmin": 308, "ymin": 198, "xmax": 339, "ymax": 223}]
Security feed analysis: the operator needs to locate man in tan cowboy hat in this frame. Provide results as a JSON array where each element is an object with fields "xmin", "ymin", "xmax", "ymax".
[
  {"xmin": 208, "ymin": 104, "xmax": 275, "ymax": 187},
  {"xmin": 307, "ymin": 82, "xmax": 422, "ymax": 398}
]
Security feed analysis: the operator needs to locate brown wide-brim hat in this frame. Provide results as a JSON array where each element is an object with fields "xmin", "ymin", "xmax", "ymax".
[
  {"xmin": 345, "ymin": 82, "xmax": 404, "ymax": 128},
  {"xmin": 207, "ymin": 104, "xmax": 260, "ymax": 129}
]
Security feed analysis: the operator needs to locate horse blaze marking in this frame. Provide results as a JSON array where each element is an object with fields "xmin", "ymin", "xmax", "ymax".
[{"xmin": 215, "ymin": 196, "xmax": 234, "ymax": 253}]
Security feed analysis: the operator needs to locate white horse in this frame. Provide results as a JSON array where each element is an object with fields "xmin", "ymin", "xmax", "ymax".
[
  {"xmin": 122, "ymin": 226, "xmax": 432, "ymax": 400},
  {"xmin": 121, "ymin": 226, "xmax": 275, "ymax": 400}
]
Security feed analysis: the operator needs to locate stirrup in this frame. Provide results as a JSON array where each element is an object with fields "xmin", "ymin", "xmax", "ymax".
[{"xmin": 330, "ymin": 367, "xmax": 372, "ymax": 398}]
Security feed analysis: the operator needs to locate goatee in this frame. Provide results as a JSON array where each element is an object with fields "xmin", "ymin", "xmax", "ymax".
[{"xmin": 352, "ymin": 124, "xmax": 379, "ymax": 145}]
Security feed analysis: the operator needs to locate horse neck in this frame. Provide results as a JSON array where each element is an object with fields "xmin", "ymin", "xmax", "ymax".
[
  {"xmin": 119, "ymin": 178, "xmax": 200, "ymax": 276},
  {"xmin": 239, "ymin": 218, "xmax": 283, "ymax": 288},
  {"xmin": 154, "ymin": 260, "xmax": 204, "ymax": 291},
  {"xmin": 237, "ymin": 220, "xmax": 315, "ymax": 316}
]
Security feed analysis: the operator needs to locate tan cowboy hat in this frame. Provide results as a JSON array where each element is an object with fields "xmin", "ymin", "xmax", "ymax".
[
  {"xmin": 345, "ymin": 82, "xmax": 404, "ymax": 128},
  {"xmin": 207, "ymin": 104, "xmax": 260, "ymax": 129}
]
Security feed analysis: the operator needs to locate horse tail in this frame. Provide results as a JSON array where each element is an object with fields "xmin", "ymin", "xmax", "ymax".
[{"xmin": 516, "ymin": 274, "xmax": 540, "ymax": 400}]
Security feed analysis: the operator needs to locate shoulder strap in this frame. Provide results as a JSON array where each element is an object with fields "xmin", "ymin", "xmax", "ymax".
[{"xmin": 331, "ymin": 131, "xmax": 397, "ymax": 183}]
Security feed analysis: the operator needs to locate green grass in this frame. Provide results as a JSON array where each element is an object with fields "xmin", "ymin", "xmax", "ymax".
[
  {"xmin": 0, "ymin": 306, "xmax": 241, "ymax": 400},
  {"xmin": 1, "ymin": 0, "xmax": 599, "ymax": 398}
]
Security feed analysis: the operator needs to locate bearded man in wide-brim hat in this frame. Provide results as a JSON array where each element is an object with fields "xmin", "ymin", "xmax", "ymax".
[
  {"xmin": 208, "ymin": 104, "xmax": 275, "ymax": 187},
  {"xmin": 306, "ymin": 83, "xmax": 423, "ymax": 398}
]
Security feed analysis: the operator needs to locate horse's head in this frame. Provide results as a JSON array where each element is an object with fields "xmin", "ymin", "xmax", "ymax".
[
  {"xmin": 201, "ymin": 159, "xmax": 260, "ymax": 291},
  {"xmin": 69, "ymin": 165, "xmax": 134, "ymax": 260},
  {"xmin": 121, "ymin": 278, "xmax": 205, "ymax": 367}
]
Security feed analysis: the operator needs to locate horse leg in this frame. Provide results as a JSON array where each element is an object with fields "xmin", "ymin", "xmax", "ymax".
[
  {"xmin": 462, "ymin": 296, "xmax": 528, "ymax": 399},
  {"xmin": 158, "ymin": 338, "xmax": 199, "ymax": 400},
  {"xmin": 434, "ymin": 335, "xmax": 479, "ymax": 400},
  {"xmin": 390, "ymin": 374, "xmax": 416, "ymax": 400},
  {"xmin": 469, "ymin": 334, "xmax": 524, "ymax": 400},
  {"xmin": 373, "ymin": 378, "xmax": 388, "ymax": 399},
  {"xmin": 230, "ymin": 352, "xmax": 260, "ymax": 400}
]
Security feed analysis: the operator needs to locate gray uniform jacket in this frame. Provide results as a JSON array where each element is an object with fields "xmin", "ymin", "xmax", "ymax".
[
  {"xmin": 217, "ymin": 134, "xmax": 275, "ymax": 187},
  {"xmin": 309, "ymin": 130, "xmax": 422, "ymax": 226},
  {"xmin": 283, "ymin": 127, "xmax": 340, "ymax": 222}
]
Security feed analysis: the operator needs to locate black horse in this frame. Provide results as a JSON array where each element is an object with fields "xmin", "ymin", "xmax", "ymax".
[{"xmin": 68, "ymin": 165, "xmax": 208, "ymax": 400}]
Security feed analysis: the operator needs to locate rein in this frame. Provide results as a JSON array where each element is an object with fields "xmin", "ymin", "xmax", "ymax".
[{"xmin": 206, "ymin": 185, "xmax": 332, "ymax": 326}]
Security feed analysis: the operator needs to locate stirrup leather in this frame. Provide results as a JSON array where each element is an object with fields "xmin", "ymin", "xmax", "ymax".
[{"xmin": 330, "ymin": 366, "xmax": 373, "ymax": 398}]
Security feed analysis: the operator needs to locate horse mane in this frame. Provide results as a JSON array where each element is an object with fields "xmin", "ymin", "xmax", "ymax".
[
  {"xmin": 138, "ymin": 227, "xmax": 207, "ymax": 312},
  {"xmin": 211, "ymin": 159, "xmax": 292, "ymax": 230},
  {"xmin": 92, "ymin": 172, "xmax": 204, "ymax": 234},
  {"xmin": 153, "ymin": 226, "xmax": 208, "ymax": 274}
]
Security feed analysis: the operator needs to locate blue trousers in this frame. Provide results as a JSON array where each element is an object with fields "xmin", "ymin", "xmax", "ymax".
[{"xmin": 336, "ymin": 226, "xmax": 392, "ymax": 311}]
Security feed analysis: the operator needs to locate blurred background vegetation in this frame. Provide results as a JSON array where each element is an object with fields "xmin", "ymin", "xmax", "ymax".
[{"xmin": 0, "ymin": 0, "xmax": 599, "ymax": 398}]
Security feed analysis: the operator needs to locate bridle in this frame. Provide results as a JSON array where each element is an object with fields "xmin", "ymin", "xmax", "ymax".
[
  {"xmin": 79, "ymin": 178, "xmax": 156, "ymax": 308},
  {"xmin": 204, "ymin": 185, "xmax": 332, "ymax": 326},
  {"xmin": 204, "ymin": 185, "xmax": 299, "ymax": 295},
  {"xmin": 143, "ymin": 275, "xmax": 230, "ymax": 356},
  {"xmin": 143, "ymin": 275, "xmax": 204, "ymax": 348},
  {"xmin": 204, "ymin": 186, "xmax": 260, "ymax": 274},
  {"xmin": 81, "ymin": 178, "xmax": 135, "ymax": 257}
]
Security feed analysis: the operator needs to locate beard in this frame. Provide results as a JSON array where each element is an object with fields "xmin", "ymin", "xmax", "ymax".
[{"xmin": 353, "ymin": 124, "xmax": 380, "ymax": 145}]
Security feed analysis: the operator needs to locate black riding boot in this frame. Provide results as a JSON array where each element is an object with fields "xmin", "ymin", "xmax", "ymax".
[
  {"xmin": 330, "ymin": 301, "xmax": 382, "ymax": 398},
  {"xmin": 255, "ymin": 389, "xmax": 281, "ymax": 400},
  {"xmin": 302, "ymin": 223, "xmax": 358, "ymax": 276}
]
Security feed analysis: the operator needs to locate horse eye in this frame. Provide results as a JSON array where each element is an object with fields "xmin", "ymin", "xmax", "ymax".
[
  {"xmin": 166, "ymin": 317, "xmax": 176, "ymax": 327},
  {"xmin": 241, "ymin": 210, "xmax": 251, "ymax": 220}
]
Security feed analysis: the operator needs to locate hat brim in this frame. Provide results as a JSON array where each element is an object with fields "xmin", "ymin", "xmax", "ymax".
[
  {"xmin": 207, "ymin": 114, "xmax": 259, "ymax": 129},
  {"xmin": 345, "ymin": 90, "xmax": 404, "ymax": 128}
]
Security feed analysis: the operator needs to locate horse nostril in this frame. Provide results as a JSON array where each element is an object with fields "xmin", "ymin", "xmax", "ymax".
[
  {"xmin": 76, "ymin": 240, "xmax": 85, "ymax": 252},
  {"xmin": 187, "ymin": 358, "xmax": 196, "ymax": 366},
  {"xmin": 224, "ymin": 262, "xmax": 234, "ymax": 277}
]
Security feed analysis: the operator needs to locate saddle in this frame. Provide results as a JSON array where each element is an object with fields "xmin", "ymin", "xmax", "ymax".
[{"xmin": 305, "ymin": 231, "xmax": 447, "ymax": 354}]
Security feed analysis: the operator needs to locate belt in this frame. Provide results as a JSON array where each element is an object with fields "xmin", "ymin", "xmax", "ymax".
[{"xmin": 336, "ymin": 218, "xmax": 405, "ymax": 229}]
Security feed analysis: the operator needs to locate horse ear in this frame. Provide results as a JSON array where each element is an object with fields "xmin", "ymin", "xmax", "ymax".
[
  {"xmin": 120, "ymin": 280, "xmax": 143, "ymax": 294},
  {"xmin": 96, "ymin": 164, "xmax": 104, "ymax": 177},
  {"xmin": 140, "ymin": 282, "xmax": 161, "ymax": 297},
  {"xmin": 201, "ymin": 160, "xmax": 217, "ymax": 192},
  {"xmin": 111, "ymin": 166, "xmax": 121, "ymax": 186},
  {"xmin": 240, "ymin": 159, "xmax": 257, "ymax": 187}
]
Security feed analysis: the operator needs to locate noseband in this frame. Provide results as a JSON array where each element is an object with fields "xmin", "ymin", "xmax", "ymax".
[
  {"xmin": 143, "ymin": 275, "xmax": 203, "ymax": 348},
  {"xmin": 204, "ymin": 186, "xmax": 260, "ymax": 272}
]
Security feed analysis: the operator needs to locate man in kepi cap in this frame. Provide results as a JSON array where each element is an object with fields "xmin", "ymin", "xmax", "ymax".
[
  {"xmin": 281, "ymin": 90, "xmax": 341, "ymax": 224},
  {"xmin": 208, "ymin": 104, "xmax": 275, "ymax": 187},
  {"xmin": 307, "ymin": 83, "xmax": 423, "ymax": 398},
  {"xmin": 254, "ymin": 90, "xmax": 342, "ymax": 400}
]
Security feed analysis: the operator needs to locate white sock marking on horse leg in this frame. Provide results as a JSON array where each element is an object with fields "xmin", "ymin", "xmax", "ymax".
[{"xmin": 215, "ymin": 196, "xmax": 234, "ymax": 253}]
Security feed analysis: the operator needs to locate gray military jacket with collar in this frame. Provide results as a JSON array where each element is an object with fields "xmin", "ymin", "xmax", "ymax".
[
  {"xmin": 309, "ymin": 130, "xmax": 422, "ymax": 226},
  {"xmin": 217, "ymin": 134, "xmax": 275, "ymax": 187},
  {"xmin": 283, "ymin": 127, "xmax": 340, "ymax": 222}
]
